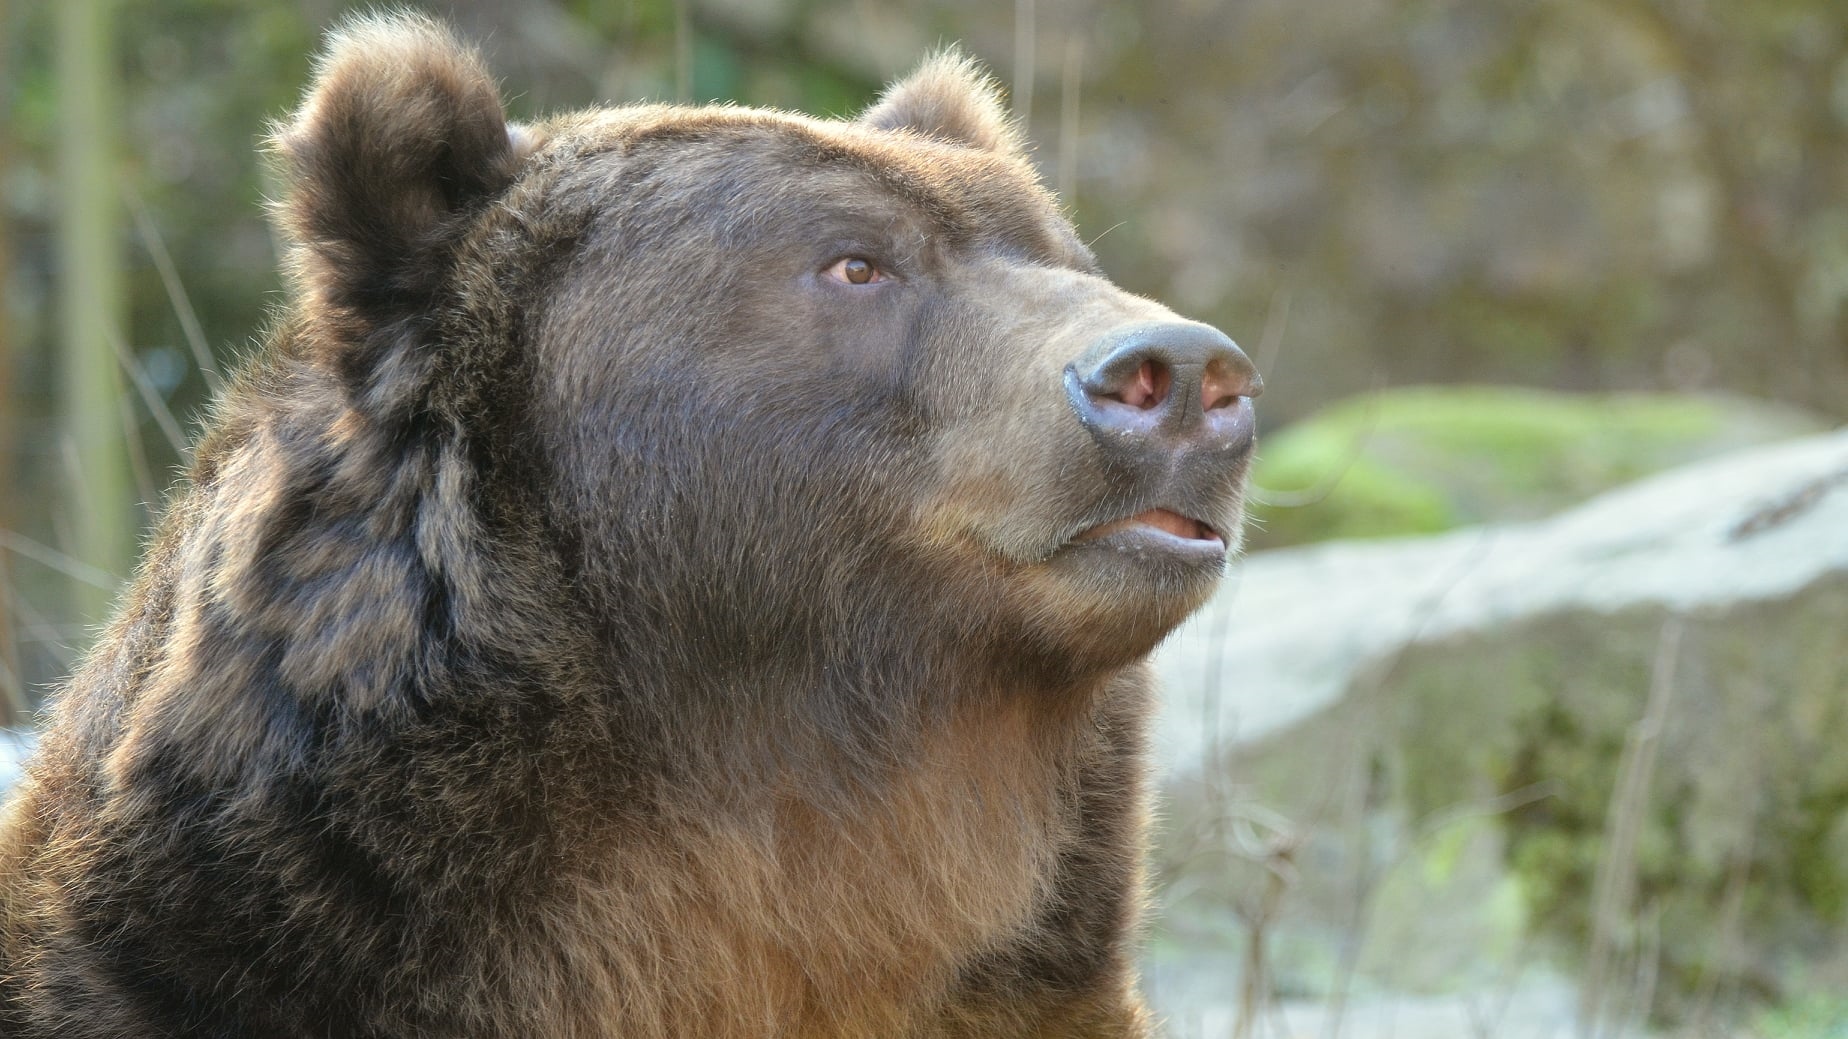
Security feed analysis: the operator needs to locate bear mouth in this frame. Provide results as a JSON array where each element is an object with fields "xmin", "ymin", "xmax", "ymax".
[{"xmin": 1071, "ymin": 508, "xmax": 1223, "ymax": 548}]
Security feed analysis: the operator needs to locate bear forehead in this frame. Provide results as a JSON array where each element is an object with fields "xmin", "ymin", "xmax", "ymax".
[{"xmin": 530, "ymin": 105, "xmax": 1096, "ymax": 269}]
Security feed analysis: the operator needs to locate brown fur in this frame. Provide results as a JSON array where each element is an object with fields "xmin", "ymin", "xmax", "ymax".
[{"xmin": 0, "ymin": 15, "xmax": 1253, "ymax": 1037}]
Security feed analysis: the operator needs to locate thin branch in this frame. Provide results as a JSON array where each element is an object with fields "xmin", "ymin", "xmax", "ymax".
[
  {"xmin": 4, "ymin": 579, "xmax": 82, "ymax": 670},
  {"xmin": 1320, "ymin": 529, "xmax": 1502, "ymax": 1039},
  {"xmin": 1253, "ymin": 284, "xmax": 1292, "ymax": 382},
  {"xmin": 124, "ymin": 180, "xmax": 222, "ymax": 397},
  {"xmin": 0, "ymin": 529, "xmax": 118, "ymax": 590},
  {"xmin": 1056, "ymin": 34, "xmax": 1082, "ymax": 205},
  {"xmin": 673, "ymin": 0, "xmax": 690, "ymax": 102},
  {"xmin": 1247, "ymin": 376, "xmax": 1385, "ymax": 509},
  {"xmin": 114, "ymin": 372, "xmax": 158, "ymax": 512},
  {"xmin": 1581, "ymin": 615, "xmax": 1685, "ymax": 1036},
  {"xmin": 1012, "ymin": 0, "xmax": 1035, "ymax": 127},
  {"xmin": 0, "ymin": 558, "xmax": 25, "ymax": 725},
  {"xmin": 108, "ymin": 329, "xmax": 189, "ymax": 461}
]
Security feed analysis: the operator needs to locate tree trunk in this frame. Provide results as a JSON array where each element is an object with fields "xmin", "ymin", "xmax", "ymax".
[
  {"xmin": 55, "ymin": 0, "xmax": 131, "ymax": 629},
  {"xmin": 0, "ymin": 0, "xmax": 22, "ymax": 725}
]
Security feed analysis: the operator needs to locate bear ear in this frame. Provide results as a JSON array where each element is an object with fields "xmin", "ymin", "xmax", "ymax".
[
  {"xmin": 273, "ymin": 13, "xmax": 520, "ymax": 372},
  {"xmin": 859, "ymin": 50, "xmax": 1023, "ymax": 155}
]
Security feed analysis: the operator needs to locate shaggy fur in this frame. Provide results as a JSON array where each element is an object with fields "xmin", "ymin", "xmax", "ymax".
[{"xmin": 0, "ymin": 14, "xmax": 1256, "ymax": 1038}]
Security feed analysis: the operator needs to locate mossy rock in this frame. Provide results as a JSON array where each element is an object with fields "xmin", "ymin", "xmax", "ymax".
[
  {"xmin": 1391, "ymin": 584, "xmax": 1848, "ymax": 1021},
  {"xmin": 1200, "ymin": 580, "xmax": 1848, "ymax": 1023},
  {"xmin": 1248, "ymin": 387, "xmax": 1825, "ymax": 549},
  {"xmin": 1156, "ymin": 429, "xmax": 1848, "ymax": 1022}
]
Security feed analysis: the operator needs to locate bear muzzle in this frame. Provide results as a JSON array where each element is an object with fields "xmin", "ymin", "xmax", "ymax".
[
  {"xmin": 1056, "ymin": 320, "xmax": 1258, "ymax": 557},
  {"xmin": 1062, "ymin": 320, "xmax": 1261, "ymax": 456},
  {"xmin": 1042, "ymin": 319, "xmax": 1256, "ymax": 569}
]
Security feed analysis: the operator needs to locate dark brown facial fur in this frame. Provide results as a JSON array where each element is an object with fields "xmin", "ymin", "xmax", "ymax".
[{"xmin": 0, "ymin": 14, "xmax": 1256, "ymax": 1038}]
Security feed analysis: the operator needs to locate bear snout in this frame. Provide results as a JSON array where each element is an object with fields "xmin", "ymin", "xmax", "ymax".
[{"xmin": 1062, "ymin": 321, "xmax": 1261, "ymax": 458}]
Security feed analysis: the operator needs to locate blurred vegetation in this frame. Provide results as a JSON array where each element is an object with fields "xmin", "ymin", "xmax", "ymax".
[
  {"xmin": 1757, "ymin": 995, "xmax": 1848, "ymax": 1039},
  {"xmin": 2, "ymin": 0, "xmax": 1846, "ymax": 1030},
  {"xmin": 1400, "ymin": 588, "xmax": 1848, "ymax": 1025}
]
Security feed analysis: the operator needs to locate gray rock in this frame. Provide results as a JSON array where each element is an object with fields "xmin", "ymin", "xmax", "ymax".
[
  {"xmin": 1156, "ymin": 426, "xmax": 1848, "ymax": 765},
  {"xmin": 1148, "ymin": 427, "xmax": 1848, "ymax": 1027}
]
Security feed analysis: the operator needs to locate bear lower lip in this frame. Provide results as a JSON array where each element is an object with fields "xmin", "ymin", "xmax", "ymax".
[{"xmin": 1073, "ymin": 508, "xmax": 1221, "ymax": 546}]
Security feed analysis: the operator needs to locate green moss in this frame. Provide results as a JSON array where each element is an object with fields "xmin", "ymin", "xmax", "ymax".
[
  {"xmin": 1790, "ymin": 796, "xmax": 1848, "ymax": 924},
  {"xmin": 1756, "ymin": 995, "xmax": 1848, "ymax": 1039},
  {"xmin": 1249, "ymin": 387, "xmax": 1823, "ymax": 549},
  {"xmin": 1379, "ymin": 583, "xmax": 1848, "ymax": 1023}
]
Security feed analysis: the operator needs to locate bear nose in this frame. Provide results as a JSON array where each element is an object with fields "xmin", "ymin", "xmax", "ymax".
[{"xmin": 1063, "ymin": 322, "xmax": 1261, "ymax": 451}]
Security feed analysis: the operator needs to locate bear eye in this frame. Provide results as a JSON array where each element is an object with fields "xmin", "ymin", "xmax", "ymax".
[{"xmin": 825, "ymin": 256, "xmax": 886, "ymax": 286}]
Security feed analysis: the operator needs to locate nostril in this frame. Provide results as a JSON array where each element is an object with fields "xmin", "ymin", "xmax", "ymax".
[
  {"xmin": 1200, "ymin": 359, "xmax": 1259, "ymax": 413},
  {"xmin": 1109, "ymin": 360, "xmax": 1171, "ymax": 410},
  {"xmin": 1070, "ymin": 321, "xmax": 1257, "ymax": 444}
]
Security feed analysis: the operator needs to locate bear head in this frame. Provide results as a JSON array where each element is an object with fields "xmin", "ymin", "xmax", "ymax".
[{"xmin": 271, "ymin": 13, "xmax": 1259, "ymax": 708}]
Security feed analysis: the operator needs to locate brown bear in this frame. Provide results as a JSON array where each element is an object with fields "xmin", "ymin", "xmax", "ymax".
[{"xmin": 0, "ymin": 14, "xmax": 1257, "ymax": 1038}]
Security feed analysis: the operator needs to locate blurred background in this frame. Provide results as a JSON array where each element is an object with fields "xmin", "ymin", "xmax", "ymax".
[{"xmin": 2, "ymin": 0, "xmax": 1845, "ymax": 1035}]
